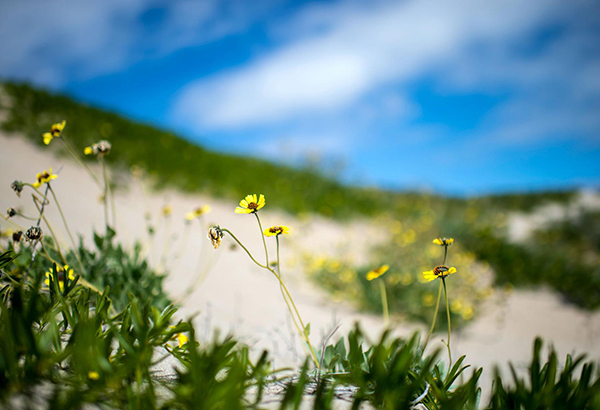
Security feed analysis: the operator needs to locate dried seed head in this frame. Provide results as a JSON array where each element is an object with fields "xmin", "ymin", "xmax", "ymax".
[
  {"xmin": 207, "ymin": 225, "xmax": 224, "ymax": 249},
  {"xmin": 26, "ymin": 226, "xmax": 43, "ymax": 241},
  {"xmin": 11, "ymin": 181, "xmax": 24, "ymax": 197},
  {"xmin": 96, "ymin": 140, "xmax": 111, "ymax": 156},
  {"xmin": 6, "ymin": 207, "xmax": 16, "ymax": 218},
  {"xmin": 12, "ymin": 230, "xmax": 23, "ymax": 243}
]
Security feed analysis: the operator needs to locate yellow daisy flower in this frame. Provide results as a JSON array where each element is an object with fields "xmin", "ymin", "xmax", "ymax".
[
  {"xmin": 42, "ymin": 120, "xmax": 66, "ymax": 145},
  {"xmin": 263, "ymin": 225, "xmax": 290, "ymax": 237},
  {"xmin": 235, "ymin": 194, "xmax": 265, "ymax": 214},
  {"xmin": 422, "ymin": 265, "xmax": 457, "ymax": 282},
  {"xmin": 162, "ymin": 205, "xmax": 172, "ymax": 217},
  {"xmin": 366, "ymin": 264, "xmax": 389, "ymax": 281},
  {"xmin": 45, "ymin": 264, "xmax": 75, "ymax": 292},
  {"xmin": 185, "ymin": 205, "xmax": 211, "ymax": 221},
  {"xmin": 88, "ymin": 371, "xmax": 100, "ymax": 380},
  {"xmin": 177, "ymin": 333, "xmax": 189, "ymax": 348},
  {"xmin": 433, "ymin": 237, "xmax": 454, "ymax": 246},
  {"xmin": 32, "ymin": 168, "xmax": 58, "ymax": 188}
]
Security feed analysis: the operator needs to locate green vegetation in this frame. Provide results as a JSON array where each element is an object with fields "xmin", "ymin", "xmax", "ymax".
[
  {"xmin": 2, "ymin": 247, "xmax": 599, "ymax": 409},
  {"xmin": 1, "ymin": 99, "xmax": 600, "ymax": 408},
  {"xmin": 1, "ymin": 80, "xmax": 598, "ymax": 320},
  {"xmin": 1, "ymin": 81, "xmax": 393, "ymax": 219}
]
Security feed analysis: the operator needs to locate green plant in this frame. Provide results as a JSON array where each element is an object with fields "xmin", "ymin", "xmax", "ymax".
[{"xmin": 489, "ymin": 338, "xmax": 600, "ymax": 410}]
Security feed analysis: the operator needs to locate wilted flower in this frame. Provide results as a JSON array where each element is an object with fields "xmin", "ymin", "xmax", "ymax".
[
  {"xmin": 264, "ymin": 225, "xmax": 290, "ymax": 237},
  {"xmin": 6, "ymin": 207, "xmax": 16, "ymax": 218},
  {"xmin": 32, "ymin": 168, "xmax": 57, "ymax": 188},
  {"xmin": 423, "ymin": 265, "xmax": 457, "ymax": 282},
  {"xmin": 25, "ymin": 226, "xmax": 43, "ymax": 241},
  {"xmin": 366, "ymin": 264, "xmax": 389, "ymax": 281},
  {"xmin": 185, "ymin": 205, "xmax": 211, "ymax": 221},
  {"xmin": 43, "ymin": 120, "xmax": 66, "ymax": 145},
  {"xmin": 11, "ymin": 180, "xmax": 24, "ymax": 197},
  {"xmin": 12, "ymin": 230, "xmax": 23, "ymax": 243},
  {"xmin": 235, "ymin": 194, "xmax": 265, "ymax": 214},
  {"xmin": 433, "ymin": 237, "xmax": 454, "ymax": 246},
  {"xmin": 84, "ymin": 140, "xmax": 111, "ymax": 157},
  {"xmin": 45, "ymin": 264, "xmax": 75, "ymax": 291},
  {"xmin": 207, "ymin": 225, "xmax": 224, "ymax": 249}
]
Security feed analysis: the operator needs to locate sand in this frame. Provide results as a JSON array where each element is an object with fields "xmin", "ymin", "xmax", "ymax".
[{"xmin": 1, "ymin": 130, "xmax": 599, "ymax": 404}]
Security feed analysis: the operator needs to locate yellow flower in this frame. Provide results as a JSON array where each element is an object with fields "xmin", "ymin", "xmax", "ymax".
[
  {"xmin": 32, "ymin": 168, "xmax": 58, "ymax": 188},
  {"xmin": 422, "ymin": 265, "xmax": 457, "ymax": 282},
  {"xmin": 84, "ymin": 146, "xmax": 93, "ymax": 155},
  {"xmin": 88, "ymin": 371, "xmax": 100, "ymax": 380},
  {"xmin": 162, "ymin": 205, "xmax": 172, "ymax": 217},
  {"xmin": 177, "ymin": 333, "xmax": 189, "ymax": 348},
  {"xmin": 45, "ymin": 264, "xmax": 75, "ymax": 291},
  {"xmin": 433, "ymin": 237, "xmax": 454, "ymax": 246},
  {"xmin": 42, "ymin": 120, "xmax": 66, "ymax": 145},
  {"xmin": 185, "ymin": 205, "xmax": 211, "ymax": 221},
  {"xmin": 263, "ymin": 225, "xmax": 290, "ymax": 237},
  {"xmin": 366, "ymin": 264, "xmax": 389, "ymax": 281},
  {"xmin": 235, "ymin": 194, "xmax": 265, "ymax": 214}
]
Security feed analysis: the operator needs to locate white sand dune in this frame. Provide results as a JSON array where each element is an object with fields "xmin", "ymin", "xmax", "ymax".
[{"xmin": 1, "ymin": 131, "xmax": 599, "ymax": 401}]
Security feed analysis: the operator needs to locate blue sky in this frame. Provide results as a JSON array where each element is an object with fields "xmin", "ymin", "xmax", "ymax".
[{"xmin": 1, "ymin": 0, "xmax": 599, "ymax": 195}]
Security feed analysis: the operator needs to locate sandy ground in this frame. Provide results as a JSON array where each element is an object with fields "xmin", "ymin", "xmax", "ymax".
[{"xmin": 1, "ymin": 131, "xmax": 600, "ymax": 404}]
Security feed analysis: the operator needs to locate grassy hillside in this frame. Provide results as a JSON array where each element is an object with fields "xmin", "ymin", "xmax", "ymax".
[
  {"xmin": 4, "ymin": 80, "xmax": 598, "ymax": 316},
  {"xmin": 0, "ymin": 82, "xmax": 398, "ymax": 219}
]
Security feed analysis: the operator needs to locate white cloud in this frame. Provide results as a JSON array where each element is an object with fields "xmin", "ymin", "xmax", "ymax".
[
  {"xmin": 0, "ymin": 0, "xmax": 276, "ymax": 86},
  {"xmin": 172, "ymin": 0, "xmax": 588, "ymax": 131}
]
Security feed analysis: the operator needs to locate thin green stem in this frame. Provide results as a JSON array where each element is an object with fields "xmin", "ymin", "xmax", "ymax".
[
  {"xmin": 100, "ymin": 158, "xmax": 110, "ymax": 233},
  {"xmin": 423, "ymin": 279, "xmax": 442, "ymax": 350},
  {"xmin": 60, "ymin": 138, "xmax": 102, "ymax": 189},
  {"xmin": 442, "ymin": 277, "xmax": 452, "ymax": 367},
  {"xmin": 276, "ymin": 236, "xmax": 303, "ymax": 339},
  {"xmin": 33, "ymin": 195, "xmax": 67, "ymax": 265},
  {"xmin": 379, "ymin": 279, "xmax": 389, "ymax": 328},
  {"xmin": 222, "ymin": 227, "xmax": 319, "ymax": 368},
  {"xmin": 24, "ymin": 184, "xmax": 51, "ymax": 280},
  {"xmin": 221, "ymin": 229, "xmax": 267, "ymax": 269},
  {"xmin": 443, "ymin": 245, "xmax": 448, "ymax": 265},
  {"xmin": 276, "ymin": 236, "xmax": 281, "ymax": 276},
  {"xmin": 48, "ymin": 185, "xmax": 84, "ymax": 273},
  {"xmin": 254, "ymin": 213, "xmax": 269, "ymax": 266}
]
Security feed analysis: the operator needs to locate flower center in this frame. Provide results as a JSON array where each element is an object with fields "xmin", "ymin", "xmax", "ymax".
[
  {"xmin": 433, "ymin": 265, "xmax": 449, "ymax": 277},
  {"xmin": 269, "ymin": 227, "xmax": 281, "ymax": 234},
  {"xmin": 247, "ymin": 202, "xmax": 258, "ymax": 210}
]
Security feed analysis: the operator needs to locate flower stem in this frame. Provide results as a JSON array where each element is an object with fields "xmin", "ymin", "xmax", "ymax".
[
  {"xmin": 60, "ymin": 138, "xmax": 102, "ymax": 189},
  {"xmin": 442, "ymin": 277, "xmax": 452, "ymax": 367},
  {"xmin": 254, "ymin": 213, "xmax": 269, "ymax": 266},
  {"xmin": 423, "ymin": 279, "xmax": 442, "ymax": 350},
  {"xmin": 48, "ymin": 185, "xmax": 84, "ymax": 273},
  {"xmin": 221, "ymin": 228, "xmax": 267, "ymax": 269},
  {"xmin": 24, "ymin": 184, "xmax": 51, "ymax": 280},
  {"xmin": 100, "ymin": 158, "xmax": 110, "ymax": 233},
  {"xmin": 222, "ymin": 227, "xmax": 319, "ymax": 368},
  {"xmin": 32, "ymin": 195, "xmax": 67, "ymax": 265},
  {"xmin": 379, "ymin": 279, "xmax": 389, "ymax": 328}
]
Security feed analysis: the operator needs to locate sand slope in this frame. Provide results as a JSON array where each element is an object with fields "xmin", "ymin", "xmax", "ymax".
[{"xmin": 1, "ymin": 131, "xmax": 599, "ymax": 400}]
